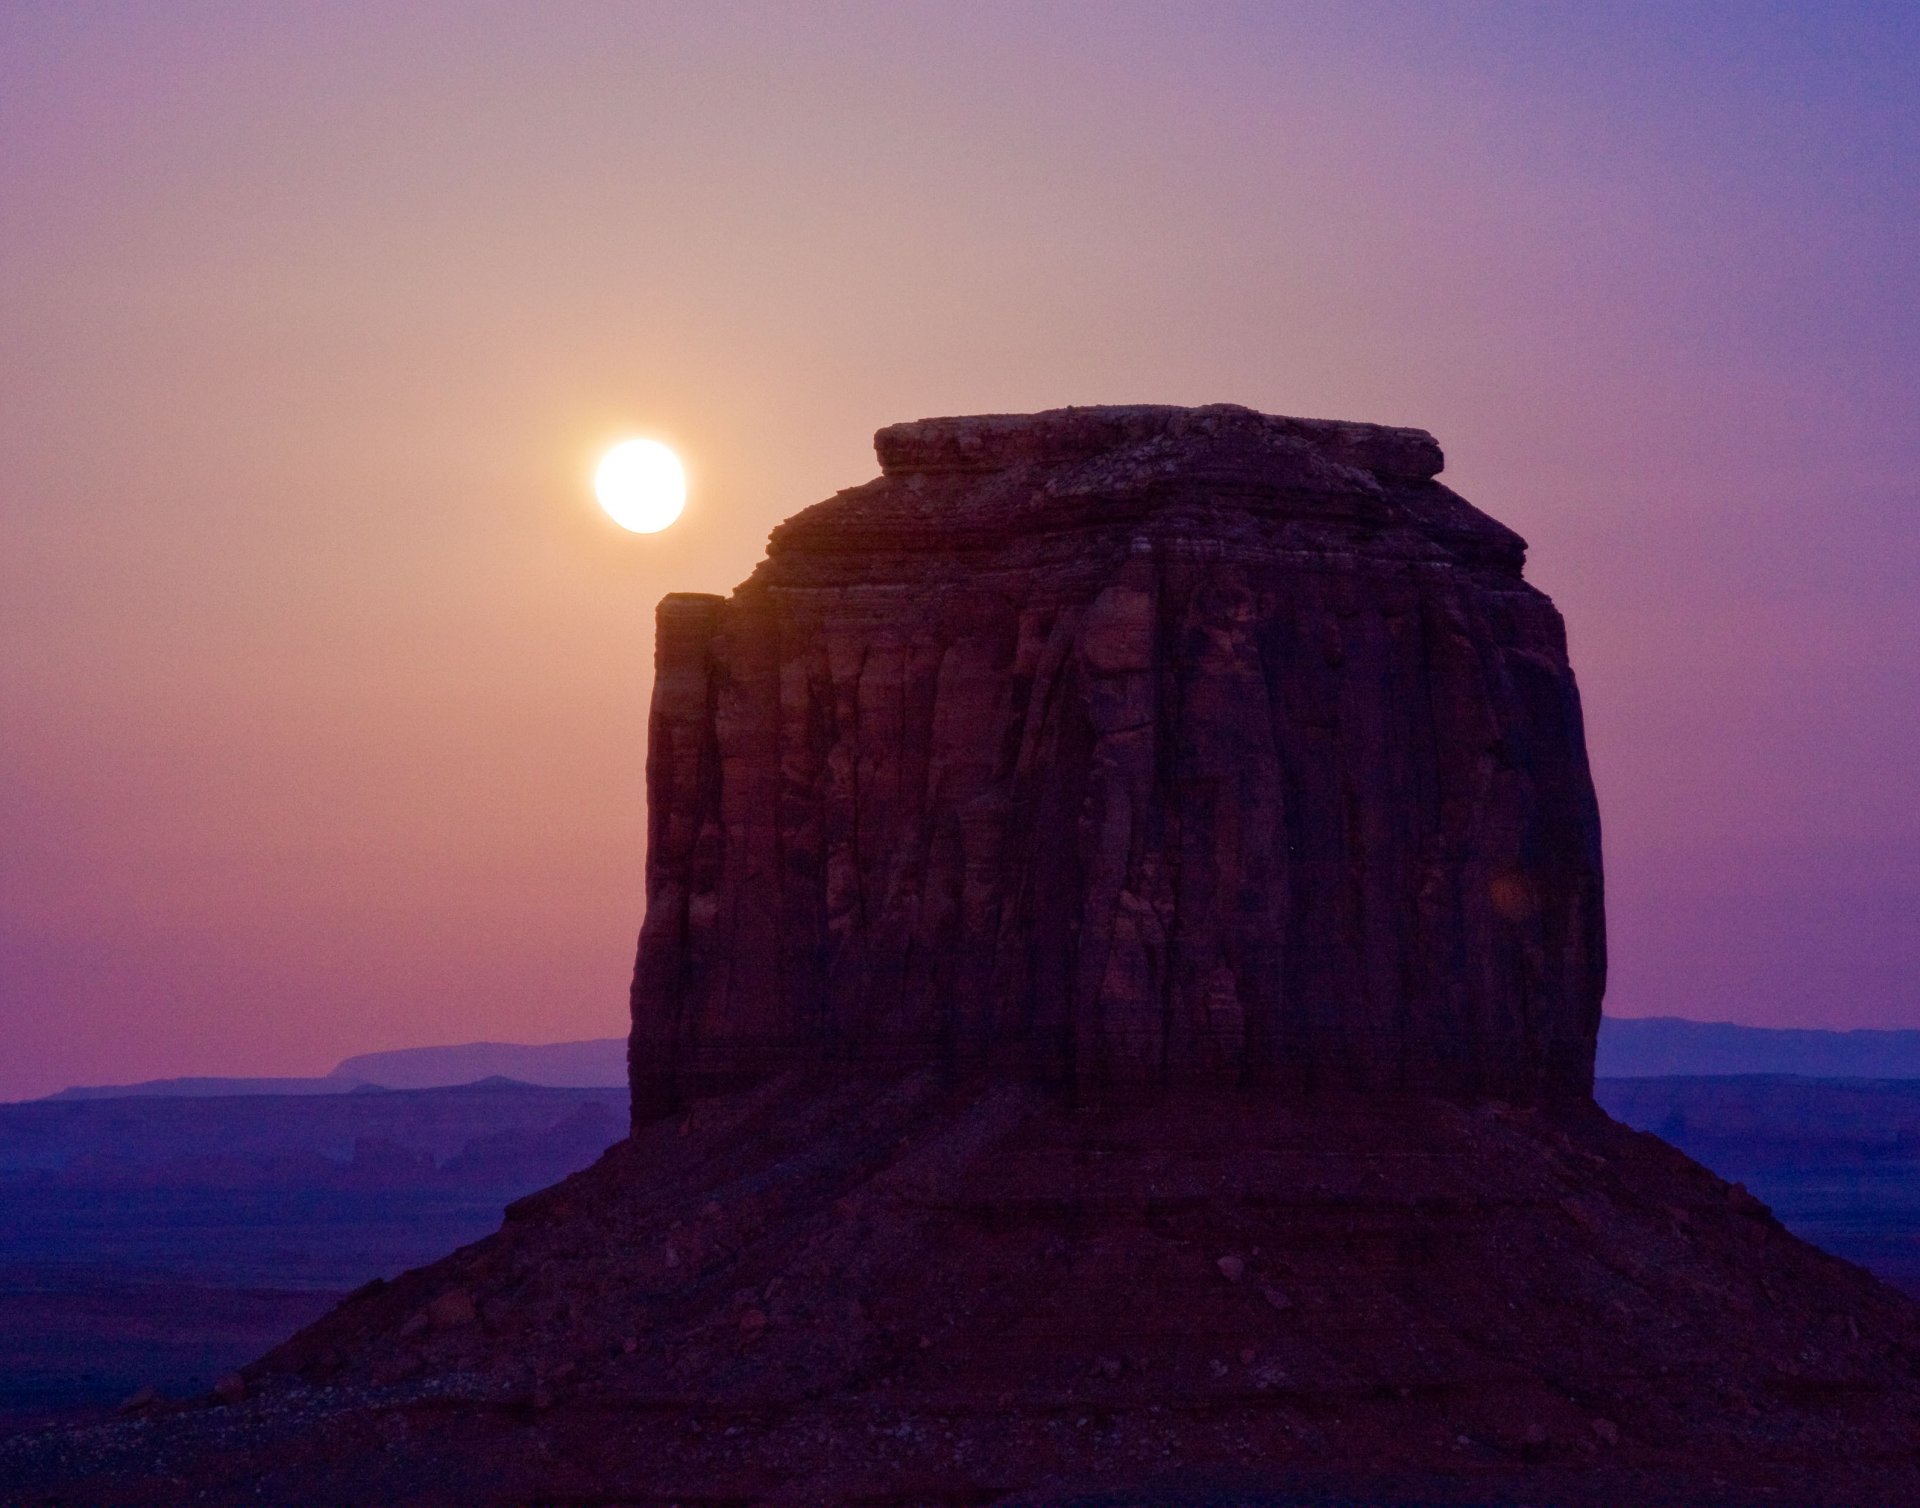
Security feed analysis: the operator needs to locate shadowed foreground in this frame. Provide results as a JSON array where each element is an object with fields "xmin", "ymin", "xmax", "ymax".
[
  {"xmin": 8, "ymin": 1071, "xmax": 1920, "ymax": 1506},
  {"xmin": 0, "ymin": 1082, "xmax": 626, "ymax": 1427}
]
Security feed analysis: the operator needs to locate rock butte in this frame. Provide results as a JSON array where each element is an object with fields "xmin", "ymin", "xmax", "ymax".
[
  {"xmin": 12, "ymin": 409, "xmax": 1920, "ymax": 1508},
  {"xmin": 634, "ymin": 404, "xmax": 1603, "ymax": 1111}
]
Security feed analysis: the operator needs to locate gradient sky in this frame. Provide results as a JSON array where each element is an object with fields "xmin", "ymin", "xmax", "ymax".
[{"xmin": 3, "ymin": 2, "xmax": 1917, "ymax": 1099}]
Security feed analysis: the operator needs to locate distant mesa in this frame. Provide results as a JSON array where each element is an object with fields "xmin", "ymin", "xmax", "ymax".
[
  {"xmin": 326, "ymin": 1038, "xmax": 628, "ymax": 1090},
  {"xmin": 34, "ymin": 1039, "xmax": 628, "ymax": 1102}
]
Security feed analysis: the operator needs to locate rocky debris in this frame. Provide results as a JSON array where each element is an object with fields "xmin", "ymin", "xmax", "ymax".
[
  {"xmin": 11, "ymin": 1071, "xmax": 1920, "ymax": 1505},
  {"xmin": 632, "ymin": 404, "xmax": 1602, "ymax": 1112},
  {"xmin": 425, "ymin": 1288, "xmax": 475, "ymax": 1330}
]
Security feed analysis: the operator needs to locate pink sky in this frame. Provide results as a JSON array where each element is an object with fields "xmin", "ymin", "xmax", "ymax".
[{"xmin": 3, "ymin": 3, "xmax": 1917, "ymax": 1098}]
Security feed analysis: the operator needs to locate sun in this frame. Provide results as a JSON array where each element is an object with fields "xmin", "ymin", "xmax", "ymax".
[{"xmin": 594, "ymin": 438, "xmax": 686, "ymax": 534}]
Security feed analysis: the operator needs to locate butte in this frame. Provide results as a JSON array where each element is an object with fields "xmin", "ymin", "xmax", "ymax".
[{"xmin": 10, "ymin": 406, "xmax": 1920, "ymax": 1506}]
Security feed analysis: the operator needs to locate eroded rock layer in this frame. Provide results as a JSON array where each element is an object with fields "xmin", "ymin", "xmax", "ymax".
[{"xmin": 632, "ymin": 405, "xmax": 1604, "ymax": 1109}]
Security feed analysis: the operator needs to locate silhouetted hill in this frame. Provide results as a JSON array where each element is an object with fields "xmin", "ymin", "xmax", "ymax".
[
  {"xmin": 0, "ymin": 1081, "xmax": 623, "ymax": 1196},
  {"xmin": 45, "ymin": 1076, "xmax": 367, "ymax": 1100},
  {"xmin": 27, "ymin": 1042, "xmax": 628, "ymax": 1103},
  {"xmin": 1599, "ymin": 1016, "xmax": 1920, "ymax": 1077}
]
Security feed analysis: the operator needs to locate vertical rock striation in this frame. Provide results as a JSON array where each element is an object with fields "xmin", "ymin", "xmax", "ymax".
[{"xmin": 631, "ymin": 405, "xmax": 1604, "ymax": 1111}]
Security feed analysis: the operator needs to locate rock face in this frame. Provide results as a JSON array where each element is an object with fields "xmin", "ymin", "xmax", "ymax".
[{"xmin": 633, "ymin": 404, "xmax": 1604, "ymax": 1110}]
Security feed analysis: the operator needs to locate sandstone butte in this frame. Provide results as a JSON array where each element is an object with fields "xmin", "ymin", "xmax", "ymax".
[
  {"xmin": 9, "ymin": 407, "xmax": 1920, "ymax": 1508},
  {"xmin": 632, "ymin": 403, "xmax": 1603, "ymax": 1110}
]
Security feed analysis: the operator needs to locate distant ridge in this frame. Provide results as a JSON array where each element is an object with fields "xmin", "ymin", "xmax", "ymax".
[
  {"xmin": 47, "ymin": 1075, "xmax": 368, "ymax": 1101},
  {"xmin": 328, "ymin": 1024, "xmax": 1920, "ymax": 1088},
  {"xmin": 32, "ymin": 1041, "xmax": 626, "ymax": 1102},
  {"xmin": 327, "ymin": 1037, "xmax": 627, "ymax": 1089},
  {"xmin": 38, "ymin": 1021, "xmax": 1920, "ymax": 1103},
  {"xmin": 1599, "ymin": 1015, "xmax": 1920, "ymax": 1078}
]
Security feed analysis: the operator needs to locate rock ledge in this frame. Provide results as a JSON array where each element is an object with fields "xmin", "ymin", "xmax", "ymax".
[{"xmin": 873, "ymin": 402, "xmax": 1445, "ymax": 481}]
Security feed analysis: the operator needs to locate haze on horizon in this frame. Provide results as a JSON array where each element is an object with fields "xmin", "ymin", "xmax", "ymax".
[{"xmin": 3, "ymin": 1, "xmax": 1917, "ymax": 1101}]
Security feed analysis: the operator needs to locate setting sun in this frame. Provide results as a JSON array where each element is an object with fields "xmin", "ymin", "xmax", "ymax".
[{"xmin": 594, "ymin": 438, "xmax": 685, "ymax": 533}]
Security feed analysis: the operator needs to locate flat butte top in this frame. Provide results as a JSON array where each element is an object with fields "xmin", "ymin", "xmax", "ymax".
[{"xmin": 751, "ymin": 403, "xmax": 1527, "ymax": 580}]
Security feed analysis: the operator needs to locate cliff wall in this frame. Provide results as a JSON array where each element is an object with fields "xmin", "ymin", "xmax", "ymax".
[{"xmin": 630, "ymin": 405, "xmax": 1604, "ymax": 1107}]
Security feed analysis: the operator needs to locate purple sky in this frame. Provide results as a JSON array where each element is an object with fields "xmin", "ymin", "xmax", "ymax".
[{"xmin": 3, "ymin": 2, "xmax": 1917, "ymax": 1099}]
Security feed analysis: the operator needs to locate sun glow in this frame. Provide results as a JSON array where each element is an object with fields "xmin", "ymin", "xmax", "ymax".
[{"xmin": 594, "ymin": 439, "xmax": 686, "ymax": 533}]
